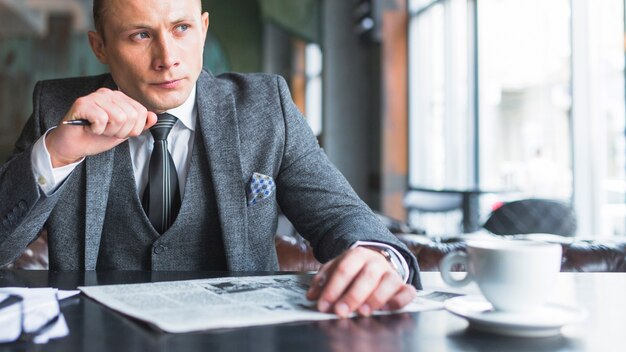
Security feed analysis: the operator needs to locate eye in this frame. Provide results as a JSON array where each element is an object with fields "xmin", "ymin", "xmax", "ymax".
[
  {"xmin": 131, "ymin": 31, "xmax": 150, "ymax": 41},
  {"xmin": 176, "ymin": 24, "xmax": 190, "ymax": 32}
]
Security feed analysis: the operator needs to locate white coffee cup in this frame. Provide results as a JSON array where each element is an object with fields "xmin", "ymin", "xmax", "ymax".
[{"xmin": 440, "ymin": 239, "xmax": 562, "ymax": 312}]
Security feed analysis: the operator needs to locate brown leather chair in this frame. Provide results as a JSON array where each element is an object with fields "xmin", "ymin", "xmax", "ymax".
[
  {"xmin": 404, "ymin": 233, "xmax": 626, "ymax": 272},
  {"xmin": 6, "ymin": 228, "xmax": 626, "ymax": 273},
  {"xmin": 7, "ymin": 230, "xmax": 50, "ymax": 270},
  {"xmin": 275, "ymin": 232, "xmax": 626, "ymax": 273}
]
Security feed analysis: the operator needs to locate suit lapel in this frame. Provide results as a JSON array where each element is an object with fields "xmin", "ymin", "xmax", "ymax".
[
  {"xmin": 196, "ymin": 71, "xmax": 248, "ymax": 271},
  {"xmin": 84, "ymin": 75, "xmax": 117, "ymax": 270},
  {"xmin": 84, "ymin": 150, "xmax": 115, "ymax": 270}
]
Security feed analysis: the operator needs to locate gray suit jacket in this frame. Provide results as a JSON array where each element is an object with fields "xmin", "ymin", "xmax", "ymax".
[{"xmin": 0, "ymin": 70, "xmax": 421, "ymax": 287}]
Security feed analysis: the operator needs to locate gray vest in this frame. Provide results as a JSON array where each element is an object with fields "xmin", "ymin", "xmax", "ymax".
[{"xmin": 97, "ymin": 130, "xmax": 227, "ymax": 270}]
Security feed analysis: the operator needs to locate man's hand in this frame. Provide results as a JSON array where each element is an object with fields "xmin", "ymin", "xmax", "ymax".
[
  {"xmin": 46, "ymin": 88, "xmax": 158, "ymax": 167},
  {"xmin": 306, "ymin": 247, "xmax": 417, "ymax": 318}
]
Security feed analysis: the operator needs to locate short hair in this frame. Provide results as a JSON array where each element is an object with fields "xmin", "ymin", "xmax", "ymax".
[
  {"xmin": 92, "ymin": 0, "xmax": 203, "ymax": 39},
  {"xmin": 92, "ymin": 0, "xmax": 106, "ymax": 37}
]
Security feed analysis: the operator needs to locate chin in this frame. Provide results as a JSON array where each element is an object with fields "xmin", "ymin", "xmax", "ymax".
[{"xmin": 146, "ymin": 95, "xmax": 186, "ymax": 112}]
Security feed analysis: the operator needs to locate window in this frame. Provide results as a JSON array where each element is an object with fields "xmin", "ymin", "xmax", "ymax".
[
  {"xmin": 408, "ymin": 0, "xmax": 625, "ymax": 237},
  {"xmin": 305, "ymin": 43, "xmax": 323, "ymax": 136},
  {"xmin": 478, "ymin": 0, "xmax": 572, "ymax": 201},
  {"xmin": 408, "ymin": 0, "xmax": 472, "ymax": 190}
]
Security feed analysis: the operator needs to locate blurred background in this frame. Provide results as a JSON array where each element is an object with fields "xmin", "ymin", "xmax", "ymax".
[{"xmin": 0, "ymin": 0, "xmax": 624, "ymax": 240}]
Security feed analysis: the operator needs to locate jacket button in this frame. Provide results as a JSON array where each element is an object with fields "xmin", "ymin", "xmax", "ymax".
[
  {"xmin": 18, "ymin": 200, "xmax": 28, "ymax": 213},
  {"xmin": 154, "ymin": 245, "xmax": 165, "ymax": 254}
]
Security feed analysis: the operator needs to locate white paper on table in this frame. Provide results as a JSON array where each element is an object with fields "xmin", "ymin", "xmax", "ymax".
[
  {"xmin": 1, "ymin": 288, "xmax": 60, "ymax": 333},
  {"xmin": 57, "ymin": 290, "xmax": 80, "ymax": 301},
  {"xmin": 79, "ymin": 274, "xmax": 455, "ymax": 333},
  {"xmin": 0, "ymin": 287, "xmax": 70, "ymax": 343},
  {"xmin": 0, "ymin": 293, "xmax": 22, "ymax": 343},
  {"xmin": 33, "ymin": 314, "xmax": 69, "ymax": 344}
]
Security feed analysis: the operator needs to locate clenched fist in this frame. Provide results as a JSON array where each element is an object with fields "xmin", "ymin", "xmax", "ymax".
[{"xmin": 46, "ymin": 88, "xmax": 158, "ymax": 167}]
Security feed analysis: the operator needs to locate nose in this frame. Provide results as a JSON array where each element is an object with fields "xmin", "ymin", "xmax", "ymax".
[{"xmin": 152, "ymin": 34, "xmax": 180, "ymax": 71}]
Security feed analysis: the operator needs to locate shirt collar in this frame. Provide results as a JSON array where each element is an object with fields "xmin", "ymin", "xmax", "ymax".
[{"xmin": 162, "ymin": 85, "xmax": 197, "ymax": 131}]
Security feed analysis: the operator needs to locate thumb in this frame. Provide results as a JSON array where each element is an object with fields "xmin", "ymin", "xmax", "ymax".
[{"xmin": 144, "ymin": 111, "xmax": 158, "ymax": 130}]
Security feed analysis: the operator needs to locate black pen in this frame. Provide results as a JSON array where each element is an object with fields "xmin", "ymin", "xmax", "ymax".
[{"xmin": 61, "ymin": 119, "xmax": 91, "ymax": 126}]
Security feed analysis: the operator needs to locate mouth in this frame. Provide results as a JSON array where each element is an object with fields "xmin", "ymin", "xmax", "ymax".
[{"xmin": 151, "ymin": 79, "xmax": 183, "ymax": 89}]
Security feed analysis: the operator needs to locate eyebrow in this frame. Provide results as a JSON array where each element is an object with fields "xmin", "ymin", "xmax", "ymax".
[
  {"xmin": 170, "ymin": 17, "xmax": 194, "ymax": 26},
  {"xmin": 118, "ymin": 17, "xmax": 192, "ymax": 33},
  {"xmin": 118, "ymin": 23, "xmax": 152, "ymax": 33}
]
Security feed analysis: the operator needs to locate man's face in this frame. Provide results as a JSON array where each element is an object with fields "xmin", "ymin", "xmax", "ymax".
[{"xmin": 89, "ymin": 0, "xmax": 208, "ymax": 112}]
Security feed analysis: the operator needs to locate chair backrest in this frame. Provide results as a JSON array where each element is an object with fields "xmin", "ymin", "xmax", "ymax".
[
  {"xmin": 403, "ymin": 190, "xmax": 465, "ymax": 235},
  {"xmin": 483, "ymin": 198, "xmax": 577, "ymax": 237},
  {"xmin": 403, "ymin": 190, "xmax": 463, "ymax": 212}
]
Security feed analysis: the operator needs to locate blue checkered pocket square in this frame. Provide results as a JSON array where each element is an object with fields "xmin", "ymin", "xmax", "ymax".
[{"xmin": 246, "ymin": 173, "xmax": 276, "ymax": 206}]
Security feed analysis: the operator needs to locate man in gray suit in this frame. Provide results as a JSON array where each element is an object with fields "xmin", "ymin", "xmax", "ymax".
[{"xmin": 0, "ymin": 0, "xmax": 420, "ymax": 318}]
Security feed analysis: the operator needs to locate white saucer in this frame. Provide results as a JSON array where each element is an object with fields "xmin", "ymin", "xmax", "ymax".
[{"xmin": 444, "ymin": 295, "xmax": 587, "ymax": 338}]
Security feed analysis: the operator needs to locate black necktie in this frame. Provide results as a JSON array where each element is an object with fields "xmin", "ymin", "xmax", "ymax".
[{"xmin": 142, "ymin": 113, "xmax": 181, "ymax": 234}]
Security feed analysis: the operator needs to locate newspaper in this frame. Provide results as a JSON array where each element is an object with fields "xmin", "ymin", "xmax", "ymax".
[{"xmin": 79, "ymin": 274, "xmax": 448, "ymax": 333}]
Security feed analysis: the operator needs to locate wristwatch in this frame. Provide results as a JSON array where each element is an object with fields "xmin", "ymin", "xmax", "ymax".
[{"xmin": 351, "ymin": 241, "xmax": 409, "ymax": 282}]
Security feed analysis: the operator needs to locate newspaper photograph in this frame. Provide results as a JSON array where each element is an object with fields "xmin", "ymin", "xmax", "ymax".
[{"xmin": 79, "ymin": 274, "xmax": 446, "ymax": 333}]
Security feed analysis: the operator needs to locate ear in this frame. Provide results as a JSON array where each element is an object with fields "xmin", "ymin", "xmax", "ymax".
[
  {"xmin": 88, "ymin": 31, "xmax": 108, "ymax": 64},
  {"xmin": 201, "ymin": 12, "xmax": 209, "ymax": 41}
]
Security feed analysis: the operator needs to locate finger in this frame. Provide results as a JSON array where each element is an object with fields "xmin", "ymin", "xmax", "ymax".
[
  {"xmin": 129, "ymin": 111, "xmax": 148, "ymax": 137},
  {"xmin": 358, "ymin": 271, "xmax": 404, "ymax": 316},
  {"xmin": 91, "ymin": 93, "xmax": 127, "ymax": 137},
  {"xmin": 308, "ymin": 262, "xmax": 338, "ymax": 314},
  {"xmin": 93, "ymin": 89, "xmax": 143, "ymax": 137},
  {"xmin": 307, "ymin": 259, "xmax": 337, "ymax": 300},
  {"xmin": 333, "ymin": 262, "xmax": 387, "ymax": 317},
  {"xmin": 110, "ymin": 92, "xmax": 142, "ymax": 138},
  {"xmin": 317, "ymin": 251, "xmax": 368, "ymax": 316},
  {"xmin": 118, "ymin": 93, "xmax": 152, "ymax": 135},
  {"xmin": 66, "ymin": 96, "xmax": 109, "ymax": 135},
  {"xmin": 144, "ymin": 111, "xmax": 158, "ymax": 129},
  {"xmin": 382, "ymin": 285, "xmax": 417, "ymax": 311},
  {"xmin": 112, "ymin": 113, "xmax": 137, "ymax": 139}
]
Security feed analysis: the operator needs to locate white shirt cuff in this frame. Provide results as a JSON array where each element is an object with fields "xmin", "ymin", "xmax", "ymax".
[
  {"xmin": 350, "ymin": 240, "xmax": 411, "ymax": 283},
  {"xmin": 31, "ymin": 127, "xmax": 84, "ymax": 195}
]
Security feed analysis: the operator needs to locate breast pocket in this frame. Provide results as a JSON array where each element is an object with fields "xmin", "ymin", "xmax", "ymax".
[
  {"xmin": 246, "ymin": 194, "xmax": 277, "ymax": 234},
  {"xmin": 245, "ymin": 194, "xmax": 280, "ymax": 269}
]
